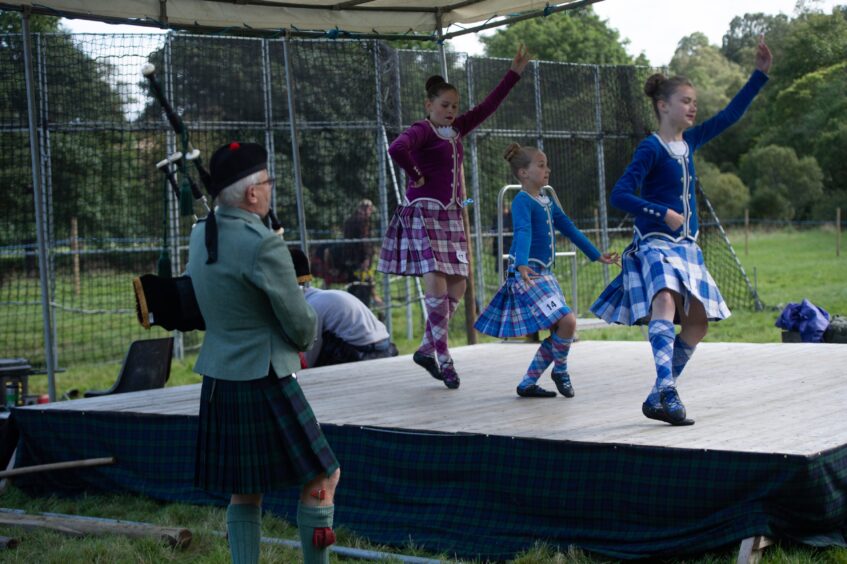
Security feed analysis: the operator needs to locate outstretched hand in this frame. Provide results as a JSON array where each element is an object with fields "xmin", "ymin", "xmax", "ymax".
[
  {"xmin": 598, "ymin": 251, "xmax": 621, "ymax": 267},
  {"xmin": 755, "ymin": 34, "xmax": 772, "ymax": 74},
  {"xmin": 510, "ymin": 44, "xmax": 531, "ymax": 75}
]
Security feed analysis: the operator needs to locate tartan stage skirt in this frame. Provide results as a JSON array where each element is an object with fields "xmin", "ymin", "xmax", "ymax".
[
  {"xmin": 590, "ymin": 236, "xmax": 730, "ymax": 326},
  {"xmin": 377, "ymin": 200, "xmax": 469, "ymax": 277},
  {"xmin": 194, "ymin": 372, "xmax": 339, "ymax": 495},
  {"xmin": 475, "ymin": 266, "xmax": 572, "ymax": 338}
]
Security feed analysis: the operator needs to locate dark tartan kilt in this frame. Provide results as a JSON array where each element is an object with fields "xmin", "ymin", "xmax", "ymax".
[{"xmin": 195, "ymin": 373, "xmax": 339, "ymax": 495}]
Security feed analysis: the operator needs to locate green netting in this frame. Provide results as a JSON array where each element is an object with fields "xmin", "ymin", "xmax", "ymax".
[{"xmin": 0, "ymin": 32, "xmax": 760, "ymax": 369}]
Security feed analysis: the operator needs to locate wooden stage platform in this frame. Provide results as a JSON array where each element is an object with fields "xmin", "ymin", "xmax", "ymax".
[
  {"xmin": 35, "ymin": 340, "xmax": 847, "ymax": 455},
  {"xmin": 12, "ymin": 341, "xmax": 847, "ymax": 560}
]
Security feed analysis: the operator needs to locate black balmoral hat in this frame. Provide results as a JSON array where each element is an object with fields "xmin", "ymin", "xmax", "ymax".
[
  {"xmin": 209, "ymin": 141, "xmax": 268, "ymax": 198},
  {"xmin": 204, "ymin": 141, "xmax": 268, "ymax": 264}
]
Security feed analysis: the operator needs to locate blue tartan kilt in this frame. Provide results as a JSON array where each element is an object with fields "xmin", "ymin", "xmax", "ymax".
[
  {"xmin": 195, "ymin": 372, "xmax": 339, "ymax": 495},
  {"xmin": 475, "ymin": 267, "xmax": 571, "ymax": 338},
  {"xmin": 590, "ymin": 236, "xmax": 730, "ymax": 326}
]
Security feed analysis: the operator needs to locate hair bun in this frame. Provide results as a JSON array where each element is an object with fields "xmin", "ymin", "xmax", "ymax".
[
  {"xmin": 503, "ymin": 142, "xmax": 522, "ymax": 162},
  {"xmin": 425, "ymin": 75, "xmax": 446, "ymax": 93},
  {"xmin": 644, "ymin": 73, "xmax": 666, "ymax": 98}
]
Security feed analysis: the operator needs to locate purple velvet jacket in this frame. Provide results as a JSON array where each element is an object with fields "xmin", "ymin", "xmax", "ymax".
[{"xmin": 388, "ymin": 69, "xmax": 521, "ymax": 207}]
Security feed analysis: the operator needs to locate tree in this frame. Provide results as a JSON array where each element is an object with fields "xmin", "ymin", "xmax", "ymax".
[
  {"xmin": 721, "ymin": 13, "xmax": 790, "ymax": 67},
  {"xmin": 695, "ymin": 158, "xmax": 749, "ymax": 220},
  {"xmin": 739, "ymin": 145, "xmax": 823, "ymax": 220},
  {"xmin": 670, "ymin": 33, "xmax": 746, "ymax": 120},
  {"xmin": 775, "ymin": 8, "xmax": 847, "ymax": 88},
  {"xmin": 0, "ymin": 10, "xmax": 59, "ymax": 33},
  {"xmin": 480, "ymin": 8, "xmax": 639, "ymax": 65}
]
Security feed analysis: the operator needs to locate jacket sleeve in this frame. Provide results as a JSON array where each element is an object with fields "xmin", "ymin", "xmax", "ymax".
[
  {"xmin": 387, "ymin": 122, "xmax": 428, "ymax": 183},
  {"xmin": 453, "ymin": 69, "xmax": 521, "ymax": 136},
  {"xmin": 686, "ymin": 70, "xmax": 769, "ymax": 150},
  {"xmin": 610, "ymin": 140, "xmax": 669, "ymax": 219},
  {"xmin": 510, "ymin": 195, "xmax": 532, "ymax": 267},
  {"xmin": 251, "ymin": 235, "xmax": 317, "ymax": 351},
  {"xmin": 552, "ymin": 205, "xmax": 601, "ymax": 261}
]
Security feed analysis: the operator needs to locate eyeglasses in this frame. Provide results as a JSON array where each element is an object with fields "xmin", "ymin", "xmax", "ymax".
[{"xmin": 253, "ymin": 177, "xmax": 275, "ymax": 190}]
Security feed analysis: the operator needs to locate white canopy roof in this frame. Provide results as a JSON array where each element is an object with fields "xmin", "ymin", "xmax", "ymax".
[{"xmin": 5, "ymin": 0, "xmax": 600, "ymax": 39}]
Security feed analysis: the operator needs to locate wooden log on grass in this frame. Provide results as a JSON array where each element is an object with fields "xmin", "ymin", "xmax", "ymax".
[
  {"xmin": 0, "ymin": 512, "xmax": 191, "ymax": 548},
  {"xmin": 0, "ymin": 457, "xmax": 115, "ymax": 479}
]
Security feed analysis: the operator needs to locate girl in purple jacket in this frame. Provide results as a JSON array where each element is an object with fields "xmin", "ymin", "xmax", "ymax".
[
  {"xmin": 591, "ymin": 37, "xmax": 773, "ymax": 426},
  {"xmin": 379, "ymin": 45, "xmax": 530, "ymax": 389}
]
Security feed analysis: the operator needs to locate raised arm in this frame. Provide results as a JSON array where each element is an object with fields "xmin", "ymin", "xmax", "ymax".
[
  {"xmin": 686, "ymin": 37, "xmax": 771, "ymax": 150},
  {"xmin": 453, "ymin": 45, "xmax": 529, "ymax": 135}
]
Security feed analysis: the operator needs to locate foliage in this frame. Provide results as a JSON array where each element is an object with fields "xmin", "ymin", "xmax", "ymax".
[
  {"xmin": 670, "ymin": 33, "xmax": 747, "ymax": 123},
  {"xmin": 0, "ymin": 10, "xmax": 60, "ymax": 33},
  {"xmin": 480, "ymin": 8, "xmax": 638, "ymax": 65},
  {"xmin": 0, "ymin": 13, "xmax": 148, "ymax": 247},
  {"xmin": 721, "ymin": 13, "xmax": 791, "ymax": 67},
  {"xmin": 739, "ymin": 145, "xmax": 823, "ymax": 221},
  {"xmin": 695, "ymin": 158, "xmax": 749, "ymax": 220}
]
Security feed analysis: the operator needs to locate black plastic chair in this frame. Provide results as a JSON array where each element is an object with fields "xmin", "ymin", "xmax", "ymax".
[{"xmin": 84, "ymin": 337, "xmax": 174, "ymax": 398}]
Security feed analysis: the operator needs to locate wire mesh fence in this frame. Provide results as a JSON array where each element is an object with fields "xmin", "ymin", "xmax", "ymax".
[{"xmin": 0, "ymin": 32, "xmax": 760, "ymax": 369}]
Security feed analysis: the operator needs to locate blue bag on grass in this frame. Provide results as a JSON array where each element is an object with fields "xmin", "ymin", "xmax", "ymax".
[{"xmin": 775, "ymin": 299, "xmax": 831, "ymax": 343}]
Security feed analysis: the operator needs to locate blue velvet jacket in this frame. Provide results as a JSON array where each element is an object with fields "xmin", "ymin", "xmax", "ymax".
[
  {"xmin": 611, "ymin": 70, "xmax": 768, "ymax": 242},
  {"xmin": 509, "ymin": 190, "xmax": 601, "ymax": 269}
]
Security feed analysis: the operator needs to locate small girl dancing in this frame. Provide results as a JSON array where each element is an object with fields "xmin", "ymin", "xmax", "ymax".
[
  {"xmin": 379, "ymin": 45, "xmax": 531, "ymax": 389},
  {"xmin": 475, "ymin": 144, "xmax": 618, "ymax": 398},
  {"xmin": 590, "ymin": 37, "xmax": 773, "ymax": 425}
]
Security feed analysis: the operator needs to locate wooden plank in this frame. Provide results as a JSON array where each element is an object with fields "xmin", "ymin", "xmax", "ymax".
[{"xmin": 0, "ymin": 512, "xmax": 190, "ymax": 548}]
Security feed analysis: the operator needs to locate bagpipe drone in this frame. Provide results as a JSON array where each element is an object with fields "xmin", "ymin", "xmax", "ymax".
[{"xmin": 133, "ymin": 62, "xmax": 283, "ymax": 332}]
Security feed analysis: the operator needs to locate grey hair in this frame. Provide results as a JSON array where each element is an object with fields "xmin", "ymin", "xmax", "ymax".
[{"xmin": 217, "ymin": 171, "xmax": 264, "ymax": 206}]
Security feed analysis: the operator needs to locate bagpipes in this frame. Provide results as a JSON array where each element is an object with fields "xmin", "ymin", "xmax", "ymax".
[{"xmin": 133, "ymin": 62, "xmax": 283, "ymax": 332}]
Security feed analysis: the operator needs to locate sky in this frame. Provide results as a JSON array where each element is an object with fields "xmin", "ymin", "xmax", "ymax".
[{"xmin": 60, "ymin": 0, "xmax": 843, "ymax": 67}]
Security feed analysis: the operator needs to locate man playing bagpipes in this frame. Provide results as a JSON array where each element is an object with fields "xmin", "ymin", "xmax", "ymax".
[{"xmin": 188, "ymin": 141, "xmax": 340, "ymax": 564}]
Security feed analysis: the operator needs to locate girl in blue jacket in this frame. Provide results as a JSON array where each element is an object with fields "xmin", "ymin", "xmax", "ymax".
[
  {"xmin": 476, "ymin": 143, "xmax": 618, "ymax": 398},
  {"xmin": 591, "ymin": 37, "xmax": 773, "ymax": 425}
]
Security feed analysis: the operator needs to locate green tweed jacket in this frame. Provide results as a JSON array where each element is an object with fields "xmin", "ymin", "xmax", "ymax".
[{"xmin": 188, "ymin": 205, "xmax": 316, "ymax": 381}]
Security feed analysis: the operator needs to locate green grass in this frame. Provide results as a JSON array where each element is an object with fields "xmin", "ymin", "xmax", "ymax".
[{"xmin": 8, "ymin": 227, "xmax": 847, "ymax": 562}]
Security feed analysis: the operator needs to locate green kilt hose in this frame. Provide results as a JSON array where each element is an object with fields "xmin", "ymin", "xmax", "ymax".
[{"xmin": 195, "ymin": 372, "xmax": 339, "ymax": 495}]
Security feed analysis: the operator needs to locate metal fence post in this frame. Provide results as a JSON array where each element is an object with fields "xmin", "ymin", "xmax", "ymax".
[
  {"xmin": 35, "ymin": 32, "xmax": 59, "ymax": 372},
  {"xmin": 163, "ymin": 34, "xmax": 185, "ymax": 359},
  {"xmin": 22, "ymin": 14, "xmax": 57, "ymax": 399},
  {"xmin": 282, "ymin": 31, "xmax": 309, "ymax": 254},
  {"xmin": 261, "ymin": 38, "xmax": 277, "ymax": 206},
  {"xmin": 466, "ymin": 58, "xmax": 486, "ymax": 306},
  {"xmin": 592, "ymin": 66, "xmax": 611, "ymax": 288},
  {"xmin": 533, "ymin": 60, "xmax": 544, "ymax": 151},
  {"xmin": 373, "ymin": 41, "xmax": 392, "ymax": 337}
]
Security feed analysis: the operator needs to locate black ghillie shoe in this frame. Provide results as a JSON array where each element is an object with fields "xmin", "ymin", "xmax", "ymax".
[
  {"xmin": 551, "ymin": 370, "xmax": 575, "ymax": 398},
  {"xmin": 440, "ymin": 360, "xmax": 460, "ymax": 389},
  {"xmin": 642, "ymin": 402, "xmax": 695, "ymax": 426},
  {"xmin": 413, "ymin": 351, "xmax": 442, "ymax": 380},
  {"xmin": 516, "ymin": 384, "xmax": 557, "ymax": 398},
  {"xmin": 659, "ymin": 387, "xmax": 689, "ymax": 423}
]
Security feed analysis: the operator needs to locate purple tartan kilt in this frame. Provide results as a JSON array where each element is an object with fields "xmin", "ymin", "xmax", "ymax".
[
  {"xmin": 590, "ymin": 236, "xmax": 730, "ymax": 326},
  {"xmin": 195, "ymin": 373, "xmax": 339, "ymax": 495},
  {"xmin": 377, "ymin": 200, "xmax": 469, "ymax": 277},
  {"xmin": 475, "ymin": 269, "xmax": 572, "ymax": 338}
]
